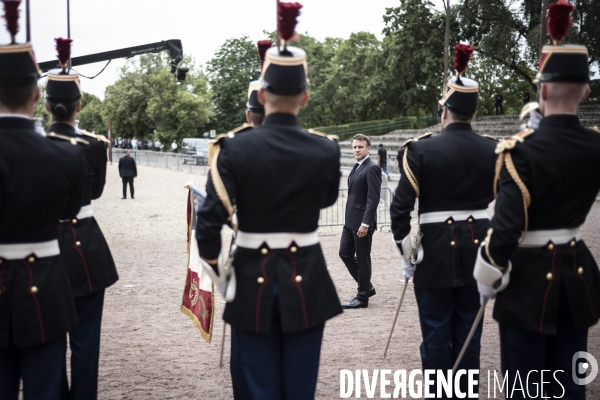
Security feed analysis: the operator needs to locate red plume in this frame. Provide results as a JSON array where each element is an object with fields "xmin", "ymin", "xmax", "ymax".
[
  {"xmin": 278, "ymin": 2, "xmax": 302, "ymax": 42},
  {"xmin": 55, "ymin": 37, "xmax": 73, "ymax": 70},
  {"xmin": 257, "ymin": 40, "xmax": 272, "ymax": 70},
  {"xmin": 548, "ymin": 0, "xmax": 575, "ymax": 44},
  {"xmin": 453, "ymin": 43, "xmax": 475, "ymax": 82},
  {"xmin": 2, "ymin": 0, "xmax": 21, "ymax": 43}
]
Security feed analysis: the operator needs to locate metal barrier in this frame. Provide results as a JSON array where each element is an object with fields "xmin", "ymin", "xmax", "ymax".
[
  {"xmin": 318, "ymin": 187, "xmax": 395, "ymax": 231},
  {"xmin": 111, "ymin": 149, "xmax": 209, "ymax": 175}
]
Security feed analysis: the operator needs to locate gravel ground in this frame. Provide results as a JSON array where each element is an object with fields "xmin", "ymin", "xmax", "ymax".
[{"xmin": 93, "ymin": 162, "xmax": 600, "ymax": 399}]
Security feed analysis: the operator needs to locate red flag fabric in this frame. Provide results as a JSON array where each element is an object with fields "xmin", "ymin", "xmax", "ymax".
[{"xmin": 181, "ymin": 187, "xmax": 214, "ymax": 343}]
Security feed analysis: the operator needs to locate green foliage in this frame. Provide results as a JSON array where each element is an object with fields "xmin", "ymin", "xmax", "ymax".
[
  {"xmin": 34, "ymin": 84, "xmax": 50, "ymax": 129},
  {"xmin": 78, "ymin": 92, "xmax": 106, "ymax": 134},
  {"xmin": 206, "ymin": 36, "xmax": 261, "ymax": 133}
]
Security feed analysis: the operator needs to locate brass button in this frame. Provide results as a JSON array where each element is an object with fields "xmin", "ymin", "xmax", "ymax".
[
  {"xmin": 468, "ymin": 218, "xmax": 473, "ymax": 223},
  {"xmin": 447, "ymin": 220, "xmax": 453, "ymax": 225},
  {"xmin": 295, "ymin": 275, "xmax": 302, "ymax": 283},
  {"xmin": 546, "ymin": 272, "xmax": 553, "ymax": 281},
  {"xmin": 547, "ymin": 243, "xmax": 554, "ymax": 251},
  {"xmin": 570, "ymin": 240, "xmax": 576, "ymax": 248},
  {"xmin": 474, "ymin": 239, "xmax": 480, "ymax": 245},
  {"xmin": 71, "ymin": 219, "xmax": 78, "ymax": 224},
  {"xmin": 578, "ymin": 267, "xmax": 584, "ymax": 275},
  {"xmin": 260, "ymin": 248, "xmax": 268, "ymax": 255},
  {"xmin": 75, "ymin": 241, "xmax": 81, "ymax": 247},
  {"xmin": 30, "ymin": 286, "xmax": 38, "ymax": 294},
  {"xmin": 0, "ymin": 289, "xmax": 2, "ymax": 295},
  {"xmin": 290, "ymin": 246, "xmax": 298, "ymax": 253},
  {"xmin": 257, "ymin": 277, "xmax": 265, "ymax": 284},
  {"xmin": 0, "ymin": 259, "xmax": 3, "ymax": 265},
  {"xmin": 450, "ymin": 241, "xmax": 456, "ymax": 247},
  {"xmin": 27, "ymin": 256, "xmax": 35, "ymax": 263}
]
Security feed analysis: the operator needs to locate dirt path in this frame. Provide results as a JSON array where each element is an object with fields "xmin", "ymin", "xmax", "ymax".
[{"xmin": 94, "ymin": 163, "xmax": 600, "ymax": 399}]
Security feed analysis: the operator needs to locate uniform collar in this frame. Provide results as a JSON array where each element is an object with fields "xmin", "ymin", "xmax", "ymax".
[
  {"xmin": 263, "ymin": 113, "xmax": 300, "ymax": 127},
  {"xmin": 539, "ymin": 114, "xmax": 581, "ymax": 128},
  {"xmin": 49, "ymin": 123, "xmax": 78, "ymax": 136},
  {"xmin": 0, "ymin": 115, "xmax": 35, "ymax": 130},
  {"xmin": 442, "ymin": 122, "xmax": 473, "ymax": 133}
]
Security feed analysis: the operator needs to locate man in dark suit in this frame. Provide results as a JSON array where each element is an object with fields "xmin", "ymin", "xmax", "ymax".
[
  {"xmin": 118, "ymin": 150, "xmax": 137, "ymax": 199},
  {"xmin": 339, "ymin": 134, "xmax": 381, "ymax": 309},
  {"xmin": 196, "ymin": 14, "xmax": 342, "ymax": 398},
  {"xmin": 0, "ymin": 19, "xmax": 87, "ymax": 398},
  {"xmin": 475, "ymin": 33, "xmax": 600, "ymax": 399}
]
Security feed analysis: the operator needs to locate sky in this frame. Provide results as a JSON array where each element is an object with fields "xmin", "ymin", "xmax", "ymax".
[{"xmin": 0, "ymin": 0, "xmax": 408, "ymax": 99}]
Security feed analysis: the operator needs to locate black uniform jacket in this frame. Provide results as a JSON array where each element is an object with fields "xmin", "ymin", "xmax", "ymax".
[
  {"xmin": 196, "ymin": 113, "xmax": 343, "ymax": 334},
  {"xmin": 345, "ymin": 157, "xmax": 381, "ymax": 231},
  {"xmin": 0, "ymin": 117, "xmax": 86, "ymax": 348},
  {"xmin": 390, "ymin": 123, "xmax": 497, "ymax": 288},
  {"xmin": 118, "ymin": 155, "xmax": 137, "ymax": 178},
  {"xmin": 48, "ymin": 124, "xmax": 118, "ymax": 297},
  {"xmin": 486, "ymin": 115, "xmax": 600, "ymax": 335}
]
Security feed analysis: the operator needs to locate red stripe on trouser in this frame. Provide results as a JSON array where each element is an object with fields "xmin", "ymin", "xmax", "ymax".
[
  {"xmin": 255, "ymin": 251, "xmax": 271, "ymax": 333},
  {"xmin": 23, "ymin": 259, "xmax": 45, "ymax": 343},
  {"xmin": 65, "ymin": 222, "xmax": 93, "ymax": 293},
  {"xmin": 539, "ymin": 247, "xmax": 557, "ymax": 333},
  {"xmin": 286, "ymin": 250, "xmax": 309, "ymax": 329}
]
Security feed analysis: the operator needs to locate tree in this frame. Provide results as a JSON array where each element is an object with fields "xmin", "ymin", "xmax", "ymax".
[
  {"xmin": 78, "ymin": 92, "xmax": 106, "ymax": 134},
  {"xmin": 34, "ymin": 84, "xmax": 50, "ymax": 129},
  {"xmin": 206, "ymin": 36, "xmax": 260, "ymax": 133}
]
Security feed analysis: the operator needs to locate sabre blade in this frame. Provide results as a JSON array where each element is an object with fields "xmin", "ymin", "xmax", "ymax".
[
  {"xmin": 451, "ymin": 298, "xmax": 488, "ymax": 374},
  {"xmin": 219, "ymin": 321, "xmax": 227, "ymax": 369},
  {"xmin": 383, "ymin": 278, "xmax": 410, "ymax": 359}
]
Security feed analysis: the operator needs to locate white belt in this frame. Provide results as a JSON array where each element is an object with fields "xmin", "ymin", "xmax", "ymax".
[
  {"xmin": 0, "ymin": 240, "xmax": 60, "ymax": 260},
  {"xmin": 519, "ymin": 227, "xmax": 581, "ymax": 247},
  {"xmin": 236, "ymin": 231, "xmax": 319, "ymax": 249},
  {"xmin": 419, "ymin": 209, "xmax": 489, "ymax": 224},
  {"xmin": 60, "ymin": 204, "xmax": 94, "ymax": 222}
]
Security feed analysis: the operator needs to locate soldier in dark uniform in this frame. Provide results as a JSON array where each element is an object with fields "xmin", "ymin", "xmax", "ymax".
[
  {"xmin": 196, "ymin": 4, "xmax": 342, "ymax": 398},
  {"xmin": 475, "ymin": 5, "xmax": 600, "ymax": 398},
  {"xmin": 0, "ymin": 8, "xmax": 87, "ymax": 399},
  {"xmin": 44, "ymin": 38, "xmax": 119, "ymax": 400},
  {"xmin": 390, "ymin": 44, "xmax": 496, "ymax": 395}
]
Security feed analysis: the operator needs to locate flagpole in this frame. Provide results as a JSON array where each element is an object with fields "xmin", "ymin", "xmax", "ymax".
[
  {"xmin": 442, "ymin": 0, "xmax": 450, "ymax": 98},
  {"xmin": 25, "ymin": 0, "xmax": 31, "ymax": 42}
]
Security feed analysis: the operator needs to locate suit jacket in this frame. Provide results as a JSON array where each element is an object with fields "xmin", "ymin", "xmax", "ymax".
[
  {"xmin": 196, "ymin": 113, "xmax": 342, "ymax": 334},
  {"xmin": 485, "ymin": 115, "xmax": 600, "ymax": 334},
  {"xmin": 345, "ymin": 157, "xmax": 381, "ymax": 231},
  {"xmin": 118, "ymin": 155, "xmax": 137, "ymax": 178},
  {"xmin": 48, "ymin": 124, "xmax": 119, "ymax": 298},
  {"xmin": 390, "ymin": 123, "xmax": 497, "ymax": 288},
  {"xmin": 0, "ymin": 117, "xmax": 87, "ymax": 348}
]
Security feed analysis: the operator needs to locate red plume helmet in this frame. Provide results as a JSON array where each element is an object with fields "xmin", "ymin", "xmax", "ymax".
[
  {"xmin": 2, "ymin": 0, "xmax": 21, "ymax": 44},
  {"xmin": 55, "ymin": 37, "xmax": 73, "ymax": 73},
  {"xmin": 277, "ymin": 2, "xmax": 302, "ymax": 52},
  {"xmin": 257, "ymin": 40, "xmax": 272, "ymax": 70},
  {"xmin": 548, "ymin": 0, "xmax": 575, "ymax": 45},
  {"xmin": 453, "ymin": 43, "xmax": 475, "ymax": 84}
]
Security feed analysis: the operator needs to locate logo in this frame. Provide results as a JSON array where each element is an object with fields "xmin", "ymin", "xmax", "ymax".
[{"xmin": 572, "ymin": 351, "xmax": 598, "ymax": 385}]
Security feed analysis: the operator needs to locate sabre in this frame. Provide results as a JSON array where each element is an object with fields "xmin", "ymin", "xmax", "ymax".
[
  {"xmin": 218, "ymin": 230, "xmax": 237, "ymax": 369},
  {"xmin": 383, "ymin": 277, "xmax": 410, "ymax": 359},
  {"xmin": 219, "ymin": 320, "xmax": 228, "ymax": 369},
  {"xmin": 451, "ymin": 298, "xmax": 488, "ymax": 374}
]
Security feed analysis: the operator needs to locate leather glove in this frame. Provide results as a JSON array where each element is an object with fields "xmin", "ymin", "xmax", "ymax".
[
  {"xmin": 402, "ymin": 259, "xmax": 416, "ymax": 282},
  {"xmin": 477, "ymin": 281, "xmax": 496, "ymax": 306}
]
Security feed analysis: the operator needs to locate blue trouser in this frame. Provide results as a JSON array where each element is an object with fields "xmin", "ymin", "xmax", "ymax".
[
  {"xmin": 230, "ymin": 285, "xmax": 325, "ymax": 399},
  {"xmin": 61, "ymin": 290, "xmax": 105, "ymax": 400},
  {"xmin": 499, "ymin": 284, "xmax": 587, "ymax": 400},
  {"xmin": 414, "ymin": 285, "xmax": 482, "ymax": 399},
  {"xmin": 0, "ymin": 335, "xmax": 67, "ymax": 400}
]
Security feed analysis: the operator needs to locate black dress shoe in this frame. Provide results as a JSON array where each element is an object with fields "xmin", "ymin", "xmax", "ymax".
[
  {"xmin": 121, "ymin": 197, "xmax": 126, "ymax": 199},
  {"xmin": 369, "ymin": 287, "xmax": 376, "ymax": 297},
  {"xmin": 342, "ymin": 298, "xmax": 368, "ymax": 309}
]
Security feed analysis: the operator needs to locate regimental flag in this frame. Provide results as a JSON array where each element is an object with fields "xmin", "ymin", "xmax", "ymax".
[{"xmin": 181, "ymin": 184, "xmax": 214, "ymax": 343}]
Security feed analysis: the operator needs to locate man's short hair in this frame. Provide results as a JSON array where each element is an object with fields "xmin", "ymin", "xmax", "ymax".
[
  {"xmin": 352, "ymin": 134, "xmax": 371, "ymax": 147},
  {"xmin": 447, "ymin": 107, "xmax": 475, "ymax": 122},
  {"xmin": 0, "ymin": 83, "xmax": 37, "ymax": 110},
  {"xmin": 248, "ymin": 111, "xmax": 265, "ymax": 127}
]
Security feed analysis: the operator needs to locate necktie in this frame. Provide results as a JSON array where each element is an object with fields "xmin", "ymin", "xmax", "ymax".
[{"xmin": 348, "ymin": 163, "xmax": 359, "ymax": 183}]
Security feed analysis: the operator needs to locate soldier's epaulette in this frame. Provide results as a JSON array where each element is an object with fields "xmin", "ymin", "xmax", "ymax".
[
  {"xmin": 95, "ymin": 134, "xmax": 110, "ymax": 143},
  {"xmin": 401, "ymin": 132, "xmax": 433, "ymax": 148},
  {"xmin": 79, "ymin": 129, "xmax": 110, "ymax": 144},
  {"xmin": 228, "ymin": 123, "xmax": 252, "ymax": 135},
  {"xmin": 590, "ymin": 126, "xmax": 600, "ymax": 134},
  {"xmin": 47, "ymin": 132, "xmax": 89, "ymax": 146},
  {"xmin": 307, "ymin": 129, "xmax": 338, "ymax": 142},
  {"xmin": 494, "ymin": 128, "xmax": 534, "ymax": 154},
  {"xmin": 481, "ymin": 134, "xmax": 499, "ymax": 141}
]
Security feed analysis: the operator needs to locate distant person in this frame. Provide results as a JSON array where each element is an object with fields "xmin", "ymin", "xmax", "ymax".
[
  {"xmin": 523, "ymin": 92, "xmax": 530, "ymax": 105},
  {"xmin": 495, "ymin": 91, "xmax": 504, "ymax": 115},
  {"xmin": 436, "ymin": 106, "xmax": 443, "ymax": 123},
  {"xmin": 171, "ymin": 140, "xmax": 177, "ymax": 152},
  {"xmin": 377, "ymin": 143, "xmax": 388, "ymax": 175},
  {"xmin": 339, "ymin": 134, "xmax": 381, "ymax": 309},
  {"xmin": 132, "ymin": 137, "xmax": 138, "ymax": 151},
  {"xmin": 119, "ymin": 150, "xmax": 137, "ymax": 199}
]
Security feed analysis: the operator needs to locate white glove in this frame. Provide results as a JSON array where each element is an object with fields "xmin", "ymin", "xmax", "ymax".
[
  {"xmin": 477, "ymin": 282, "xmax": 496, "ymax": 305},
  {"xmin": 402, "ymin": 259, "xmax": 416, "ymax": 282}
]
